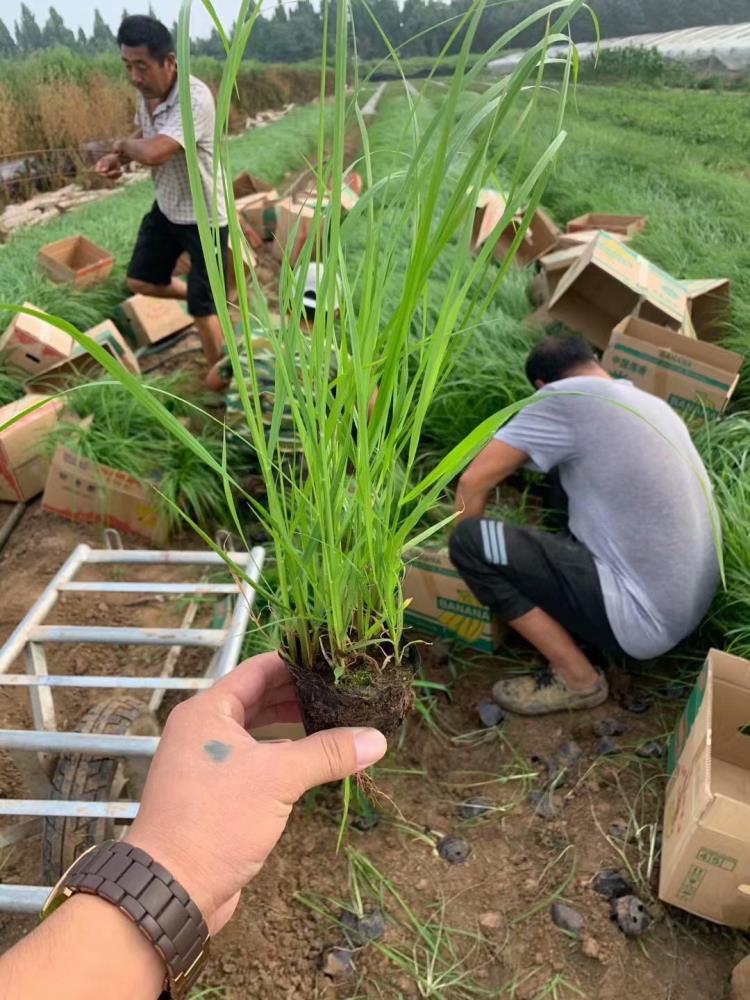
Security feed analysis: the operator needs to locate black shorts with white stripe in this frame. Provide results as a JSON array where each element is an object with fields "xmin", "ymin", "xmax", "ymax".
[{"xmin": 449, "ymin": 518, "xmax": 625, "ymax": 655}]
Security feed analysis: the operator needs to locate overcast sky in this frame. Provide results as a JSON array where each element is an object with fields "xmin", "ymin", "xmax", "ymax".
[{"xmin": 3, "ymin": 1, "xmax": 250, "ymax": 38}]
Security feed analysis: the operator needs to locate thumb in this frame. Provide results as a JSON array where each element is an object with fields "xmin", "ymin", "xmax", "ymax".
[{"xmin": 275, "ymin": 727, "xmax": 387, "ymax": 797}]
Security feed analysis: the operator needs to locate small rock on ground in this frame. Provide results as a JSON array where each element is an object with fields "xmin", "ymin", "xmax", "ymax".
[
  {"xmin": 619, "ymin": 689, "xmax": 652, "ymax": 714},
  {"xmin": 550, "ymin": 901, "xmax": 585, "ymax": 936},
  {"xmin": 595, "ymin": 736, "xmax": 623, "ymax": 757},
  {"xmin": 351, "ymin": 811, "xmax": 380, "ymax": 831},
  {"xmin": 612, "ymin": 895, "xmax": 652, "ymax": 937},
  {"xmin": 529, "ymin": 789, "xmax": 562, "ymax": 820},
  {"xmin": 581, "ymin": 935, "xmax": 603, "ymax": 960},
  {"xmin": 592, "ymin": 868, "xmax": 634, "ymax": 900},
  {"xmin": 340, "ymin": 906, "xmax": 385, "ymax": 944},
  {"xmin": 479, "ymin": 911, "xmax": 504, "ymax": 930},
  {"xmin": 457, "ymin": 796, "xmax": 493, "ymax": 820},
  {"xmin": 437, "ymin": 836, "xmax": 472, "ymax": 864},
  {"xmin": 477, "ymin": 699, "xmax": 505, "ymax": 728},
  {"xmin": 593, "ymin": 718, "xmax": 626, "ymax": 737},
  {"xmin": 636, "ymin": 740, "xmax": 664, "ymax": 760},
  {"xmin": 320, "ymin": 945, "xmax": 355, "ymax": 979}
]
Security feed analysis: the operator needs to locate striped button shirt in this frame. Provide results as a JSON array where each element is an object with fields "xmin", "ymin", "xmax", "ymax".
[{"xmin": 135, "ymin": 75, "xmax": 227, "ymax": 226}]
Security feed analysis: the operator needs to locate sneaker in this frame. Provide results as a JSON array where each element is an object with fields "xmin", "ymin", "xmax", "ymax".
[{"xmin": 492, "ymin": 668, "xmax": 609, "ymax": 716}]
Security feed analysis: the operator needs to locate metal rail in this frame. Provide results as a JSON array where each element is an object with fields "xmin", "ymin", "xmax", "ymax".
[{"xmin": 0, "ymin": 542, "xmax": 265, "ymax": 913}]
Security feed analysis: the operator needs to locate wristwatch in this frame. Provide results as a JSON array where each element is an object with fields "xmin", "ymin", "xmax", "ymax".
[{"xmin": 41, "ymin": 840, "xmax": 210, "ymax": 999}]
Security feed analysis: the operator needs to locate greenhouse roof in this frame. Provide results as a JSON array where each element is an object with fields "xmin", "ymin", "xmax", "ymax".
[{"xmin": 489, "ymin": 22, "xmax": 750, "ymax": 74}]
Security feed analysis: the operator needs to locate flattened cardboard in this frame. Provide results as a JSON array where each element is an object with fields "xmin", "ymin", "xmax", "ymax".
[
  {"xmin": 660, "ymin": 650, "xmax": 750, "ymax": 929},
  {"xmin": 120, "ymin": 295, "xmax": 193, "ymax": 347},
  {"xmin": 0, "ymin": 303, "xmax": 72, "ymax": 375},
  {"xmin": 684, "ymin": 278, "xmax": 731, "ymax": 343},
  {"xmin": 37, "ymin": 235, "xmax": 114, "ymax": 288},
  {"xmin": 42, "ymin": 445, "xmax": 168, "ymax": 543},
  {"xmin": 603, "ymin": 316, "xmax": 741, "ymax": 417},
  {"xmin": 548, "ymin": 232, "xmax": 693, "ymax": 351},
  {"xmin": 403, "ymin": 547, "xmax": 503, "ymax": 653},
  {"xmin": 0, "ymin": 394, "xmax": 64, "ymax": 502},
  {"xmin": 29, "ymin": 320, "xmax": 140, "ymax": 390},
  {"xmin": 566, "ymin": 213, "xmax": 646, "ymax": 238}
]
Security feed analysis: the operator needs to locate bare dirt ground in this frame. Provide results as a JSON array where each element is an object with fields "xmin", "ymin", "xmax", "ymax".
[{"xmin": 0, "ymin": 501, "xmax": 744, "ymax": 999}]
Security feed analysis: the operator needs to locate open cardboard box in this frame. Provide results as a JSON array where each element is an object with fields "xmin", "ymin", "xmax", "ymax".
[
  {"xmin": 403, "ymin": 547, "xmax": 503, "ymax": 653},
  {"xmin": 566, "ymin": 213, "xmax": 646, "ymax": 238},
  {"xmin": 29, "ymin": 320, "xmax": 140, "ymax": 390},
  {"xmin": 272, "ymin": 198, "xmax": 316, "ymax": 266},
  {"xmin": 237, "ymin": 190, "xmax": 279, "ymax": 243},
  {"xmin": 548, "ymin": 232, "xmax": 693, "ymax": 350},
  {"xmin": 232, "ymin": 172, "xmax": 273, "ymax": 198},
  {"xmin": 660, "ymin": 650, "xmax": 750, "ymax": 929},
  {"xmin": 0, "ymin": 302, "xmax": 73, "ymax": 375},
  {"xmin": 120, "ymin": 295, "xmax": 193, "ymax": 347},
  {"xmin": 602, "ymin": 316, "xmax": 741, "ymax": 417},
  {"xmin": 684, "ymin": 278, "xmax": 731, "ymax": 343},
  {"xmin": 43, "ymin": 445, "xmax": 168, "ymax": 543},
  {"xmin": 0, "ymin": 394, "xmax": 64, "ymax": 502},
  {"xmin": 472, "ymin": 189, "xmax": 560, "ymax": 266},
  {"xmin": 37, "ymin": 235, "xmax": 114, "ymax": 289}
]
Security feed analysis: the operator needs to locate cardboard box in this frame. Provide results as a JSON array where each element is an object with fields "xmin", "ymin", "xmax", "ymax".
[
  {"xmin": 533, "ymin": 246, "xmax": 587, "ymax": 304},
  {"xmin": 472, "ymin": 190, "xmax": 560, "ymax": 265},
  {"xmin": 403, "ymin": 547, "xmax": 502, "ymax": 653},
  {"xmin": 684, "ymin": 278, "xmax": 731, "ymax": 343},
  {"xmin": 37, "ymin": 235, "xmax": 114, "ymax": 288},
  {"xmin": 554, "ymin": 229, "xmax": 629, "ymax": 250},
  {"xmin": 660, "ymin": 649, "xmax": 750, "ymax": 929},
  {"xmin": 232, "ymin": 172, "xmax": 273, "ymax": 198},
  {"xmin": 603, "ymin": 316, "xmax": 741, "ymax": 417},
  {"xmin": 120, "ymin": 295, "xmax": 193, "ymax": 347},
  {"xmin": 566, "ymin": 212, "xmax": 646, "ymax": 238},
  {"xmin": 0, "ymin": 303, "xmax": 73, "ymax": 375},
  {"xmin": 0, "ymin": 394, "xmax": 64, "ymax": 502},
  {"xmin": 29, "ymin": 320, "xmax": 140, "ymax": 390},
  {"xmin": 42, "ymin": 445, "xmax": 168, "ymax": 543},
  {"xmin": 272, "ymin": 198, "xmax": 316, "ymax": 266},
  {"xmin": 548, "ymin": 232, "xmax": 693, "ymax": 351},
  {"xmin": 237, "ymin": 190, "xmax": 279, "ymax": 242}
]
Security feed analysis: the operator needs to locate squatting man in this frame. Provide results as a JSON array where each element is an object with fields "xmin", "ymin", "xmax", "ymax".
[{"xmin": 450, "ymin": 333, "xmax": 719, "ymax": 716}]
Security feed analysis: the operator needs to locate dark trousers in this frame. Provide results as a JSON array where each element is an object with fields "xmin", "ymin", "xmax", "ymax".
[{"xmin": 449, "ymin": 517, "xmax": 625, "ymax": 655}]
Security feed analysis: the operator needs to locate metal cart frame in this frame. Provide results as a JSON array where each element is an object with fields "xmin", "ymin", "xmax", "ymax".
[{"xmin": 0, "ymin": 541, "xmax": 264, "ymax": 912}]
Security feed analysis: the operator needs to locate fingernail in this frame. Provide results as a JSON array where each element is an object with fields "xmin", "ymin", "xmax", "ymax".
[{"xmin": 352, "ymin": 728, "xmax": 387, "ymax": 770}]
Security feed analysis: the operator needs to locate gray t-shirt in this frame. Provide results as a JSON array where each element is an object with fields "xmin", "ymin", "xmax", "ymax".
[
  {"xmin": 496, "ymin": 375, "xmax": 720, "ymax": 659},
  {"xmin": 135, "ymin": 75, "xmax": 228, "ymax": 226}
]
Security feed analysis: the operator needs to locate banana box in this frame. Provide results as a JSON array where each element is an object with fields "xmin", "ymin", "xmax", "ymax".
[{"xmin": 403, "ymin": 547, "xmax": 503, "ymax": 653}]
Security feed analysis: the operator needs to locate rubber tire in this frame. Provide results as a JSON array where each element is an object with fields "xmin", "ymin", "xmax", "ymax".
[{"xmin": 41, "ymin": 696, "xmax": 159, "ymax": 883}]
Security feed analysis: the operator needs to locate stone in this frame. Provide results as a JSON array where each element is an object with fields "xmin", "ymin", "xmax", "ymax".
[
  {"xmin": 477, "ymin": 699, "xmax": 505, "ymax": 728},
  {"xmin": 619, "ymin": 689, "xmax": 652, "ymax": 714},
  {"xmin": 636, "ymin": 740, "xmax": 664, "ymax": 760},
  {"xmin": 609, "ymin": 820, "xmax": 629, "ymax": 841},
  {"xmin": 550, "ymin": 901, "xmax": 585, "ymax": 936},
  {"xmin": 595, "ymin": 737, "xmax": 622, "ymax": 757},
  {"xmin": 457, "ymin": 796, "xmax": 493, "ymax": 820},
  {"xmin": 351, "ymin": 811, "xmax": 380, "ymax": 831},
  {"xmin": 319, "ymin": 946, "xmax": 355, "ymax": 978},
  {"xmin": 340, "ymin": 906, "xmax": 385, "ymax": 944},
  {"xmin": 581, "ymin": 935, "xmax": 603, "ymax": 961},
  {"xmin": 552, "ymin": 738, "xmax": 584, "ymax": 769},
  {"xmin": 529, "ymin": 789, "xmax": 562, "ymax": 820},
  {"xmin": 593, "ymin": 718, "xmax": 626, "ymax": 737},
  {"xmin": 479, "ymin": 911, "xmax": 504, "ymax": 930},
  {"xmin": 592, "ymin": 869, "xmax": 634, "ymax": 900},
  {"xmin": 437, "ymin": 836, "xmax": 472, "ymax": 864},
  {"xmin": 612, "ymin": 896, "xmax": 651, "ymax": 937}
]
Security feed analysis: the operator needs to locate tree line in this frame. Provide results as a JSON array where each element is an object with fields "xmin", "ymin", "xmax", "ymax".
[{"xmin": 1, "ymin": 0, "xmax": 748, "ymax": 63}]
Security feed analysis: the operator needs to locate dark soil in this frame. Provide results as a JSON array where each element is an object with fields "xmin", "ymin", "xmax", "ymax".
[{"xmin": 0, "ymin": 506, "xmax": 745, "ymax": 999}]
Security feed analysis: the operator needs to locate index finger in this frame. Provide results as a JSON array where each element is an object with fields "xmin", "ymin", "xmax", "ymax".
[{"xmin": 203, "ymin": 651, "xmax": 290, "ymax": 724}]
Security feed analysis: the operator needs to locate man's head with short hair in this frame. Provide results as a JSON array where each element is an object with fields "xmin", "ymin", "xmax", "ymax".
[
  {"xmin": 117, "ymin": 15, "xmax": 176, "ymax": 99},
  {"xmin": 525, "ymin": 333, "xmax": 604, "ymax": 389}
]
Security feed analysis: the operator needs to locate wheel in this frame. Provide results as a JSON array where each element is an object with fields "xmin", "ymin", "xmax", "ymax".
[{"xmin": 41, "ymin": 696, "xmax": 159, "ymax": 883}]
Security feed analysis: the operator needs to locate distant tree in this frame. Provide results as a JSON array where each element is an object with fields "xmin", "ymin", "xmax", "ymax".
[
  {"xmin": 14, "ymin": 3, "xmax": 44, "ymax": 53},
  {"xmin": 76, "ymin": 26, "xmax": 88, "ymax": 50},
  {"xmin": 43, "ymin": 6, "xmax": 77, "ymax": 49},
  {"xmin": 0, "ymin": 17, "xmax": 17, "ymax": 57},
  {"xmin": 90, "ymin": 9, "xmax": 115, "ymax": 52},
  {"xmin": 147, "ymin": 3, "xmax": 157, "ymax": 18}
]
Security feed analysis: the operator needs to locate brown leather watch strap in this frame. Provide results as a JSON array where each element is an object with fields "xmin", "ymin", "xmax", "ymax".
[{"xmin": 58, "ymin": 840, "xmax": 209, "ymax": 997}]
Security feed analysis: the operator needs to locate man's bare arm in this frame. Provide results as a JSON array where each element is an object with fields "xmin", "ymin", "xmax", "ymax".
[
  {"xmin": 454, "ymin": 439, "xmax": 528, "ymax": 522},
  {"xmin": 114, "ymin": 134, "xmax": 182, "ymax": 168}
]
